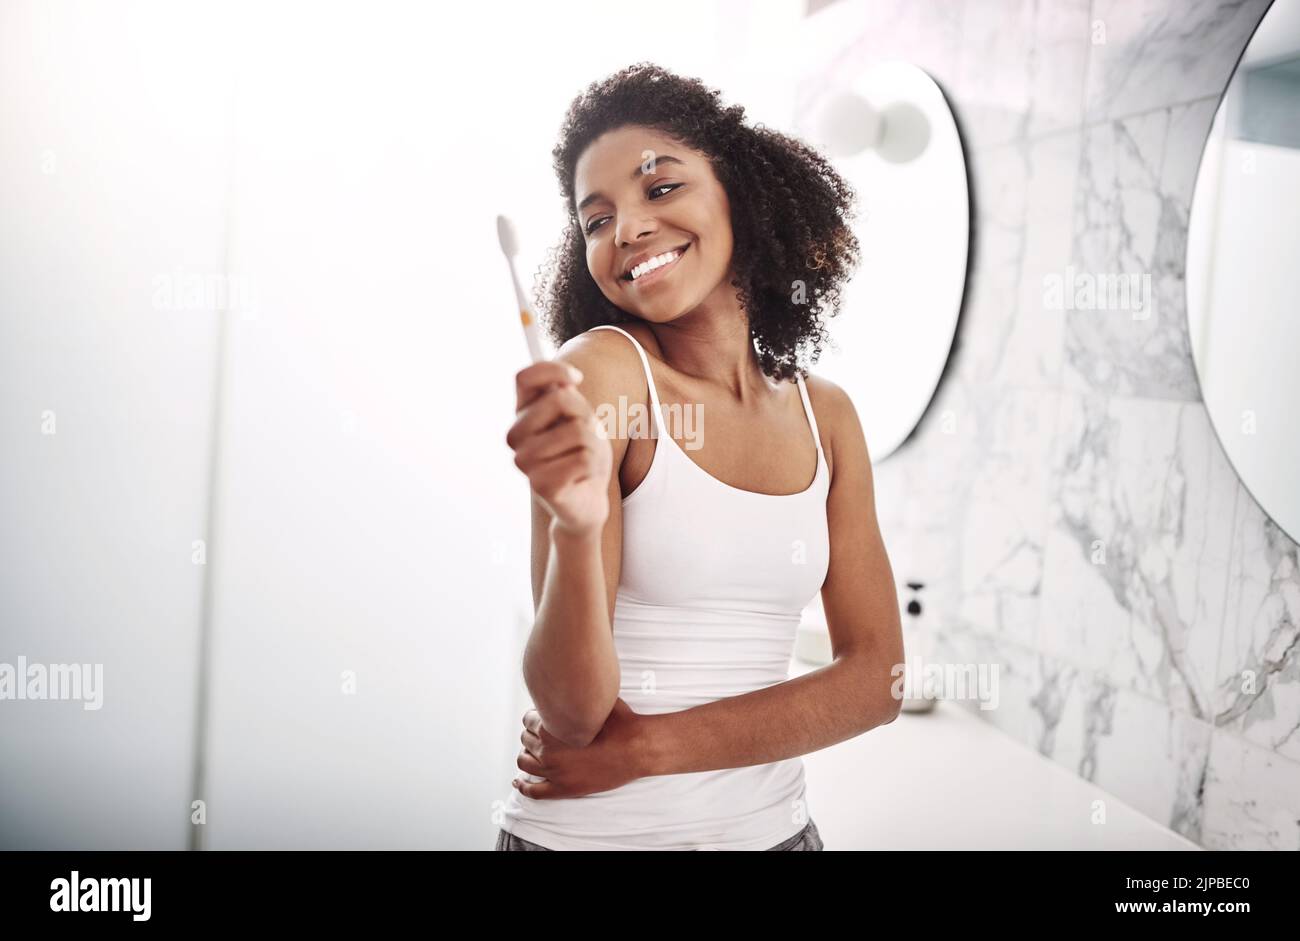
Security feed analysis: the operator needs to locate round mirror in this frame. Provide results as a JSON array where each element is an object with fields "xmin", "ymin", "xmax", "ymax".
[
  {"xmin": 790, "ymin": 49, "xmax": 969, "ymax": 463},
  {"xmin": 1187, "ymin": 0, "xmax": 1300, "ymax": 543}
]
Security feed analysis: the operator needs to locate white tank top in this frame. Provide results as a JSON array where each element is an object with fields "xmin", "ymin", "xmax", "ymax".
[{"xmin": 498, "ymin": 323, "xmax": 831, "ymax": 850}]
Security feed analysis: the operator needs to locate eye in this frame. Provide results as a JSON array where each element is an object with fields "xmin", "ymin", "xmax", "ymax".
[{"xmin": 584, "ymin": 183, "xmax": 684, "ymax": 236}]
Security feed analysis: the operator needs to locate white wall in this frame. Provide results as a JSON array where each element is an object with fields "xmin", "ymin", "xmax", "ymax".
[
  {"xmin": 0, "ymin": 1, "xmax": 234, "ymax": 848},
  {"xmin": 0, "ymin": 0, "xmax": 806, "ymax": 851}
]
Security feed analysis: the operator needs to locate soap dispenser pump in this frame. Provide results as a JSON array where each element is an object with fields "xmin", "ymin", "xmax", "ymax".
[{"xmin": 900, "ymin": 580, "xmax": 937, "ymax": 713}]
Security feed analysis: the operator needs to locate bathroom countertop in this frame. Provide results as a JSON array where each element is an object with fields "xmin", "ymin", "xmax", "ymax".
[{"xmin": 788, "ymin": 658, "xmax": 1200, "ymax": 851}]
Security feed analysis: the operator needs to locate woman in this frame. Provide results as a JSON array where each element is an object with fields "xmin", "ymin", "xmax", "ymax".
[{"xmin": 497, "ymin": 63, "xmax": 904, "ymax": 850}]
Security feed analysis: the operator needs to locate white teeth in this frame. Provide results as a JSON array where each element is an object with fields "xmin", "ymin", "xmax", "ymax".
[{"xmin": 630, "ymin": 248, "xmax": 682, "ymax": 281}]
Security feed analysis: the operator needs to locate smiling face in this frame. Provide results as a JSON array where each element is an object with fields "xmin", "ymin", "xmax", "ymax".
[{"xmin": 573, "ymin": 126, "xmax": 736, "ymax": 324}]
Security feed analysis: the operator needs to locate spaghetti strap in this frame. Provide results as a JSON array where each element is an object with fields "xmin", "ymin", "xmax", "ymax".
[
  {"xmin": 795, "ymin": 374, "xmax": 823, "ymax": 456},
  {"xmin": 587, "ymin": 324, "xmax": 665, "ymax": 438}
]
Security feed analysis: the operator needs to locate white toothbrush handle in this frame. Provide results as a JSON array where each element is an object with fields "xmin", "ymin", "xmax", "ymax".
[
  {"xmin": 520, "ymin": 308, "xmax": 546, "ymax": 363},
  {"xmin": 507, "ymin": 260, "xmax": 547, "ymax": 362}
]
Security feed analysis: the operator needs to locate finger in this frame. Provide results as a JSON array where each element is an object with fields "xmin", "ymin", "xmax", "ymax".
[
  {"xmin": 513, "ymin": 418, "xmax": 590, "ymax": 471},
  {"xmin": 520, "ymin": 728, "xmax": 543, "ymax": 755},
  {"xmin": 516, "ymin": 749, "xmax": 545, "ymax": 776},
  {"xmin": 515, "ymin": 777, "xmax": 560, "ymax": 800},
  {"xmin": 516, "ymin": 379, "xmax": 571, "ymax": 416},
  {"xmin": 507, "ymin": 384, "xmax": 590, "ymax": 448},
  {"xmin": 516, "ymin": 379, "xmax": 568, "ymax": 417},
  {"xmin": 522, "ymin": 710, "xmax": 542, "ymax": 734},
  {"xmin": 516, "ymin": 361, "xmax": 583, "ymax": 412}
]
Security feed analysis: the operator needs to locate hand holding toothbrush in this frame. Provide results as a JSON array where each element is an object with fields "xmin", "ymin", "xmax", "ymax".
[{"xmin": 499, "ymin": 215, "xmax": 612, "ymax": 538}]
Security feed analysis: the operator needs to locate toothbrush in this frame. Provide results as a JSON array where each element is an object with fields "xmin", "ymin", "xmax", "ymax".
[{"xmin": 496, "ymin": 214, "xmax": 547, "ymax": 362}]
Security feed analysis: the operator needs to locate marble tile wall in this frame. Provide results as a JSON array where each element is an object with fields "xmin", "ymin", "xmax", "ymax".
[{"xmin": 811, "ymin": 0, "xmax": 1296, "ymax": 849}]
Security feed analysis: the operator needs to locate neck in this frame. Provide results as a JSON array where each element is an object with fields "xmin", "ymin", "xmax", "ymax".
[{"xmin": 646, "ymin": 282, "xmax": 775, "ymax": 404}]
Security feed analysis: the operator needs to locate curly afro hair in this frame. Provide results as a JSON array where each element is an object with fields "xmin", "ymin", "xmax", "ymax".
[{"xmin": 533, "ymin": 61, "xmax": 861, "ymax": 383}]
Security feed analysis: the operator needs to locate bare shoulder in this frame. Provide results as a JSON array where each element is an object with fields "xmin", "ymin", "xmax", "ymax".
[
  {"xmin": 801, "ymin": 373, "xmax": 871, "ymax": 476},
  {"xmin": 552, "ymin": 326, "xmax": 646, "ymax": 389},
  {"xmin": 801, "ymin": 372, "xmax": 860, "ymax": 440},
  {"xmin": 550, "ymin": 327, "xmax": 652, "ymax": 450}
]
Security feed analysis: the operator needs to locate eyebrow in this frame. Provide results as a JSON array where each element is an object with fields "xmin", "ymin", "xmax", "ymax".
[{"xmin": 576, "ymin": 155, "xmax": 687, "ymax": 214}]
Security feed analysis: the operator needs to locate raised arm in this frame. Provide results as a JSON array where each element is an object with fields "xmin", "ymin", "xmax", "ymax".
[
  {"xmin": 509, "ymin": 331, "xmax": 639, "ymax": 748},
  {"xmin": 633, "ymin": 375, "xmax": 904, "ymax": 776}
]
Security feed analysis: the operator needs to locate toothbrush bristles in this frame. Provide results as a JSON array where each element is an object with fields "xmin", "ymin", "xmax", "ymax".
[{"xmin": 496, "ymin": 214, "xmax": 518, "ymax": 258}]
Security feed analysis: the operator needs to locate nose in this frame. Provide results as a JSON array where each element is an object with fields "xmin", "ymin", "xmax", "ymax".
[{"xmin": 614, "ymin": 212, "xmax": 657, "ymax": 248}]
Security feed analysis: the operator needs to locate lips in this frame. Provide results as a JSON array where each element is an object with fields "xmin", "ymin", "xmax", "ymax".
[{"xmin": 621, "ymin": 242, "xmax": 690, "ymax": 286}]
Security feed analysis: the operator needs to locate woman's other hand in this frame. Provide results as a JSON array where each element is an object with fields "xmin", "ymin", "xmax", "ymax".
[{"xmin": 512, "ymin": 698, "xmax": 651, "ymax": 799}]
